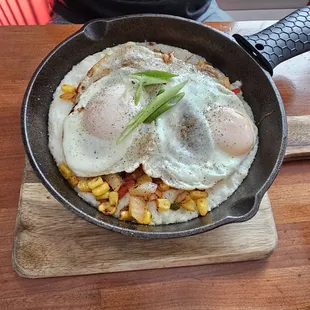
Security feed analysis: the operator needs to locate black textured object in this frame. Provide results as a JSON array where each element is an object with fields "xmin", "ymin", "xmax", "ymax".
[
  {"xmin": 234, "ymin": 6, "xmax": 310, "ymax": 75},
  {"xmin": 22, "ymin": 14, "xmax": 294, "ymax": 239}
]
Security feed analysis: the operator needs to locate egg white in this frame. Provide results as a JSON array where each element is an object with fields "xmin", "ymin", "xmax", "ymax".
[
  {"xmin": 48, "ymin": 42, "xmax": 258, "ymax": 225},
  {"xmin": 143, "ymin": 73, "xmax": 258, "ymax": 190}
]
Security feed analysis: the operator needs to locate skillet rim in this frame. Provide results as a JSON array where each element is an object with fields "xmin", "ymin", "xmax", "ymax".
[{"xmin": 21, "ymin": 14, "xmax": 288, "ymax": 238}]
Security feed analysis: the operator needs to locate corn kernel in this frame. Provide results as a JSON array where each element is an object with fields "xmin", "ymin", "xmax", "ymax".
[
  {"xmin": 88, "ymin": 177, "xmax": 104, "ymax": 189},
  {"xmin": 159, "ymin": 182, "xmax": 170, "ymax": 191},
  {"xmin": 109, "ymin": 191, "xmax": 119, "ymax": 206},
  {"xmin": 119, "ymin": 210, "xmax": 132, "ymax": 221},
  {"xmin": 196, "ymin": 198, "xmax": 208, "ymax": 216},
  {"xmin": 190, "ymin": 190, "xmax": 208, "ymax": 200},
  {"xmin": 61, "ymin": 84, "xmax": 76, "ymax": 93},
  {"xmin": 59, "ymin": 92, "xmax": 75, "ymax": 101},
  {"xmin": 142, "ymin": 210, "xmax": 152, "ymax": 224},
  {"xmin": 59, "ymin": 163, "xmax": 72, "ymax": 179},
  {"xmin": 78, "ymin": 179, "xmax": 90, "ymax": 192},
  {"xmin": 157, "ymin": 198, "xmax": 170, "ymax": 211},
  {"xmin": 92, "ymin": 182, "xmax": 110, "ymax": 197},
  {"xmin": 68, "ymin": 175, "xmax": 79, "ymax": 187},
  {"xmin": 98, "ymin": 202, "xmax": 116, "ymax": 215},
  {"xmin": 95, "ymin": 191, "xmax": 110, "ymax": 200},
  {"xmin": 181, "ymin": 197, "xmax": 196, "ymax": 212},
  {"xmin": 137, "ymin": 174, "xmax": 152, "ymax": 185}
]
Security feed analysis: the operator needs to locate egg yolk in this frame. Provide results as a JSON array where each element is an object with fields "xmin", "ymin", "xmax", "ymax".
[
  {"xmin": 209, "ymin": 107, "xmax": 255, "ymax": 156},
  {"xmin": 83, "ymin": 84, "xmax": 131, "ymax": 140}
]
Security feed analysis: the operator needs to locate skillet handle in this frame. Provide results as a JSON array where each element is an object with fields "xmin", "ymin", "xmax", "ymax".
[{"xmin": 233, "ymin": 6, "xmax": 310, "ymax": 75}]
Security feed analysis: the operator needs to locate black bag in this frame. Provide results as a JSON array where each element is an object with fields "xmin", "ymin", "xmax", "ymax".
[{"xmin": 54, "ymin": 0, "xmax": 211, "ymax": 23}]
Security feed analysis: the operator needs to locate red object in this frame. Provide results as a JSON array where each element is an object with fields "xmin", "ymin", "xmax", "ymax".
[
  {"xmin": 118, "ymin": 175, "xmax": 135, "ymax": 198},
  {"xmin": 0, "ymin": 0, "xmax": 52, "ymax": 25},
  {"xmin": 232, "ymin": 88, "xmax": 241, "ymax": 94}
]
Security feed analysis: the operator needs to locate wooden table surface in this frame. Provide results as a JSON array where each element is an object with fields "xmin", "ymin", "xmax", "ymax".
[{"xmin": 0, "ymin": 21, "xmax": 309, "ymax": 310}]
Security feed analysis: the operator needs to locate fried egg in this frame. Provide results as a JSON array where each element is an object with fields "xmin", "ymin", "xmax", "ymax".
[
  {"xmin": 63, "ymin": 69, "xmax": 145, "ymax": 177},
  {"xmin": 48, "ymin": 42, "xmax": 258, "ymax": 224}
]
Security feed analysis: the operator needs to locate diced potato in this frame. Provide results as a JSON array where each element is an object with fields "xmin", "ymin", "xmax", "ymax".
[
  {"xmin": 129, "ymin": 182, "xmax": 158, "ymax": 197},
  {"xmin": 59, "ymin": 92, "xmax": 75, "ymax": 101},
  {"xmin": 137, "ymin": 174, "xmax": 152, "ymax": 185},
  {"xmin": 118, "ymin": 193, "xmax": 130, "ymax": 209},
  {"xmin": 103, "ymin": 173, "xmax": 123, "ymax": 191},
  {"xmin": 196, "ymin": 198, "xmax": 208, "ymax": 216},
  {"xmin": 88, "ymin": 177, "xmax": 104, "ymax": 190},
  {"xmin": 157, "ymin": 199, "xmax": 170, "ymax": 211},
  {"xmin": 78, "ymin": 179, "xmax": 90, "ymax": 192},
  {"xmin": 190, "ymin": 190, "xmax": 208, "ymax": 200},
  {"xmin": 223, "ymin": 77, "xmax": 231, "ymax": 89},
  {"xmin": 129, "ymin": 196, "xmax": 146, "ymax": 224},
  {"xmin": 149, "ymin": 193, "xmax": 158, "ymax": 201},
  {"xmin": 155, "ymin": 189, "xmax": 163, "ymax": 198},
  {"xmin": 98, "ymin": 201, "xmax": 116, "ymax": 215},
  {"xmin": 92, "ymin": 182, "xmax": 110, "ymax": 197},
  {"xmin": 162, "ymin": 189, "xmax": 181, "ymax": 202},
  {"xmin": 175, "ymin": 191, "xmax": 189, "ymax": 203},
  {"xmin": 59, "ymin": 163, "xmax": 72, "ymax": 180},
  {"xmin": 159, "ymin": 182, "xmax": 170, "ymax": 191},
  {"xmin": 181, "ymin": 197, "xmax": 196, "ymax": 212},
  {"xmin": 109, "ymin": 191, "xmax": 119, "ymax": 206},
  {"xmin": 161, "ymin": 52, "xmax": 174, "ymax": 64},
  {"xmin": 196, "ymin": 60, "xmax": 230, "ymax": 89}
]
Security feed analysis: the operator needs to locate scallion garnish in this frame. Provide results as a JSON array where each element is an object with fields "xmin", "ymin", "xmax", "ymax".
[
  {"xmin": 132, "ymin": 70, "xmax": 177, "ymax": 105},
  {"xmin": 133, "ymin": 70, "xmax": 177, "ymax": 80},
  {"xmin": 157, "ymin": 89, "xmax": 165, "ymax": 96},
  {"xmin": 144, "ymin": 92, "xmax": 185, "ymax": 124},
  {"xmin": 117, "ymin": 80, "xmax": 187, "ymax": 143},
  {"xmin": 134, "ymin": 77, "xmax": 144, "ymax": 105}
]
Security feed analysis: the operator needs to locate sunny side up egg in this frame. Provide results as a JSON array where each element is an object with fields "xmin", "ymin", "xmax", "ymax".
[
  {"xmin": 48, "ymin": 42, "xmax": 258, "ymax": 224},
  {"xmin": 144, "ymin": 77, "xmax": 257, "ymax": 190},
  {"xmin": 61, "ymin": 44, "xmax": 257, "ymax": 190},
  {"xmin": 63, "ymin": 69, "xmax": 147, "ymax": 177}
]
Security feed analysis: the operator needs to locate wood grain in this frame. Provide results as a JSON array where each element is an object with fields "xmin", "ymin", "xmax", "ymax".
[
  {"xmin": 12, "ymin": 112, "xmax": 309, "ymax": 278},
  {"xmin": 12, "ymin": 161, "xmax": 277, "ymax": 278},
  {"xmin": 0, "ymin": 23, "xmax": 310, "ymax": 310},
  {"xmin": 285, "ymin": 116, "xmax": 310, "ymax": 161}
]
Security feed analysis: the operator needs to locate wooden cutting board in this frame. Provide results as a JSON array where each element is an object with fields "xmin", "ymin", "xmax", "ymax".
[{"xmin": 12, "ymin": 116, "xmax": 310, "ymax": 279}]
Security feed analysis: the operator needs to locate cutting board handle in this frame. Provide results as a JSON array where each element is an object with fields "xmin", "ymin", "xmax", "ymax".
[{"xmin": 285, "ymin": 115, "xmax": 310, "ymax": 162}]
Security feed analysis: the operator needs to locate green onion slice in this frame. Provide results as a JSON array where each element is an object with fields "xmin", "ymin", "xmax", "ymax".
[
  {"xmin": 134, "ymin": 78, "xmax": 144, "ymax": 105},
  {"xmin": 133, "ymin": 70, "xmax": 177, "ymax": 80},
  {"xmin": 117, "ymin": 80, "xmax": 187, "ymax": 143},
  {"xmin": 144, "ymin": 92, "xmax": 185, "ymax": 124},
  {"xmin": 132, "ymin": 70, "xmax": 177, "ymax": 105},
  {"xmin": 157, "ymin": 89, "xmax": 165, "ymax": 96}
]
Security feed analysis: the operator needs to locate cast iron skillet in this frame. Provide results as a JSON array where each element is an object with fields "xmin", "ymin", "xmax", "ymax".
[{"xmin": 22, "ymin": 7, "xmax": 310, "ymax": 238}]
